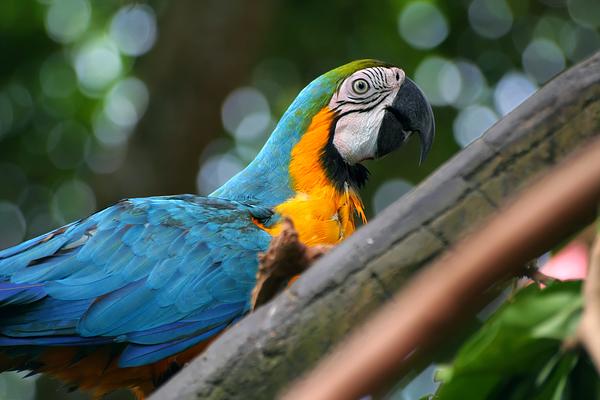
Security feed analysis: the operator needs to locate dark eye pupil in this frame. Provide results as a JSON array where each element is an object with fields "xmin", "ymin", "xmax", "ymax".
[{"xmin": 355, "ymin": 80, "xmax": 367, "ymax": 92}]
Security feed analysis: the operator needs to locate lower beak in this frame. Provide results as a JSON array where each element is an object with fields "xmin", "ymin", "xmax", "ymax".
[{"xmin": 376, "ymin": 78, "xmax": 435, "ymax": 163}]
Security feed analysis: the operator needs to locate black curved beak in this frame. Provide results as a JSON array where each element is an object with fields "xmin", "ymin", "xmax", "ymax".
[{"xmin": 376, "ymin": 78, "xmax": 435, "ymax": 163}]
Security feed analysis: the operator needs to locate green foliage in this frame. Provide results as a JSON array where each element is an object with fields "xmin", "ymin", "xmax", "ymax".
[{"xmin": 428, "ymin": 281, "xmax": 600, "ymax": 399}]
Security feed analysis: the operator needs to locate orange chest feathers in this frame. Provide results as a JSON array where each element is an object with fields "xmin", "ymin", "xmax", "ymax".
[{"xmin": 263, "ymin": 108, "xmax": 366, "ymax": 246}]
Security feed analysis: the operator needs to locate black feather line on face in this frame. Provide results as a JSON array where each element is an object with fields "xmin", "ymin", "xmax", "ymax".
[{"xmin": 321, "ymin": 115, "xmax": 370, "ymax": 193}]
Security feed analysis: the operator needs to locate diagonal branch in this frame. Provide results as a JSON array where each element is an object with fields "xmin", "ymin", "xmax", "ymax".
[
  {"xmin": 151, "ymin": 52, "xmax": 600, "ymax": 400},
  {"xmin": 284, "ymin": 129, "xmax": 600, "ymax": 400}
]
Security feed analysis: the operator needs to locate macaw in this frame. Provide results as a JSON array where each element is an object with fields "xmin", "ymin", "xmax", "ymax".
[{"xmin": 0, "ymin": 60, "xmax": 434, "ymax": 398}]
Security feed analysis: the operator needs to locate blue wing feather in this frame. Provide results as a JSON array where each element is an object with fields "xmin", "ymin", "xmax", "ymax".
[
  {"xmin": 0, "ymin": 282, "xmax": 46, "ymax": 305},
  {"xmin": 0, "ymin": 195, "xmax": 272, "ymax": 367},
  {"xmin": 119, "ymin": 322, "xmax": 229, "ymax": 367},
  {"xmin": 0, "ymin": 298, "xmax": 92, "ymax": 336}
]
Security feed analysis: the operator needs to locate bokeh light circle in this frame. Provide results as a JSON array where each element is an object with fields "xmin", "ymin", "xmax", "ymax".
[
  {"xmin": 414, "ymin": 57, "xmax": 462, "ymax": 106},
  {"xmin": 86, "ymin": 141, "xmax": 128, "ymax": 174},
  {"xmin": 40, "ymin": 54, "xmax": 77, "ymax": 98},
  {"xmin": 221, "ymin": 87, "xmax": 271, "ymax": 143},
  {"xmin": 453, "ymin": 105, "xmax": 498, "ymax": 147},
  {"xmin": 561, "ymin": 26, "xmax": 600, "ymax": 62},
  {"xmin": 45, "ymin": 0, "xmax": 91, "ymax": 44},
  {"xmin": 196, "ymin": 153, "xmax": 245, "ymax": 195},
  {"xmin": 453, "ymin": 61, "xmax": 487, "ymax": 107},
  {"xmin": 0, "ymin": 202, "xmax": 26, "ymax": 250},
  {"xmin": 93, "ymin": 110, "xmax": 132, "ymax": 146},
  {"xmin": 372, "ymin": 179, "xmax": 414, "ymax": 215},
  {"xmin": 19, "ymin": 185, "xmax": 56, "ymax": 238},
  {"xmin": 468, "ymin": 0, "xmax": 513, "ymax": 39},
  {"xmin": 522, "ymin": 38, "xmax": 565, "ymax": 83},
  {"xmin": 398, "ymin": 2, "xmax": 449, "ymax": 49},
  {"xmin": 74, "ymin": 37, "xmax": 123, "ymax": 94},
  {"xmin": 51, "ymin": 179, "xmax": 96, "ymax": 224},
  {"xmin": 104, "ymin": 77, "xmax": 150, "ymax": 128},
  {"xmin": 567, "ymin": 0, "xmax": 600, "ymax": 29},
  {"xmin": 494, "ymin": 72, "xmax": 538, "ymax": 116},
  {"xmin": 110, "ymin": 5, "xmax": 157, "ymax": 56}
]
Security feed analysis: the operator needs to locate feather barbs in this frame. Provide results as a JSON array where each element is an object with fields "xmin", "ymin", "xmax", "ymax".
[{"xmin": 261, "ymin": 107, "xmax": 366, "ymax": 246}]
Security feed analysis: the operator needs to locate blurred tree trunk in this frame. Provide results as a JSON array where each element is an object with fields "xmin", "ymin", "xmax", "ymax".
[{"xmin": 94, "ymin": 0, "xmax": 274, "ymax": 206}]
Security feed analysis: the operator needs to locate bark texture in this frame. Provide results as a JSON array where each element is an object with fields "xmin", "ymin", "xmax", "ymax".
[{"xmin": 151, "ymin": 52, "xmax": 600, "ymax": 400}]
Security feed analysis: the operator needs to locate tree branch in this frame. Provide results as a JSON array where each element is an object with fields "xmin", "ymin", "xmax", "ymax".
[
  {"xmin": 284, "ymin": 130, "xmax": 600, "ymax": 400},
  {"xmin": 151, "ymin": 52, "xmax": 600, "ymax": 400}
]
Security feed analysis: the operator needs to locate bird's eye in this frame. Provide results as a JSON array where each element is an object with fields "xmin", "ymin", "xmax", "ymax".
[{"xmin": 352, "ymin": 79, "xmax": 370, "ymax": 95}]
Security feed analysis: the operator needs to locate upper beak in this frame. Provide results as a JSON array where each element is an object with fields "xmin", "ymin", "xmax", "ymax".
[{"xmin": 376, "ymin": 78, "xmax": 435, "ymax": 163}]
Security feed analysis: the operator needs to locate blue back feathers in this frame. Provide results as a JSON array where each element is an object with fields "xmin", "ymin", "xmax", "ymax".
[{"xmin": 0, "ymin": 196, "xmax": 271, "ymax": 367}]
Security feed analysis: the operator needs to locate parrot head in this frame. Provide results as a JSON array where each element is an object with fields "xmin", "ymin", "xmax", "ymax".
[
  {"xmin": 318, "ymin": 61, "xmax": 434, "ymax": 194},
  {"xmin": 214, "ymin": 60, "xmax": 434, "ymax": 220},
  {"xmin": 325, "ymin": 62, "xmax": 434, "ymax": 167}
]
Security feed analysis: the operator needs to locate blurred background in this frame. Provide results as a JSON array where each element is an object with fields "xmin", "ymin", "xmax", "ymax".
[{"xmin": 0, "ymin": 0, "xmax": 598, "ymax": 398}]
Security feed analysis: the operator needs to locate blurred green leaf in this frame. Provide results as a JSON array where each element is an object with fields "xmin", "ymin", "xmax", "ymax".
[
  {"xmin": 531, "ymin": 353, "xmax": 577, "ymax": 400},
  {"xmin": 432, "ymin": 281, "xmax": 583, "ymax": 399}
]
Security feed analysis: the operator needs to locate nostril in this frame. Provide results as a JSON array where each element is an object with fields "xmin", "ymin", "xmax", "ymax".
[{"xmin": 395, "ymin": 72, "xmax": 400, "ymax": 81}]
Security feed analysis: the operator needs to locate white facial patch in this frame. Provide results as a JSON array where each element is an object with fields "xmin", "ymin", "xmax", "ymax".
[{"xmin": 329, "ymin": 67, "xmax": 405, "ymax": 165}]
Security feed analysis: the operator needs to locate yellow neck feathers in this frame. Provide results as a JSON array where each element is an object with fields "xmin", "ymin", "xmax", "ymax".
[{"xmin": 264, "ymin": 108, "xmax": 366, "ymax": 246}]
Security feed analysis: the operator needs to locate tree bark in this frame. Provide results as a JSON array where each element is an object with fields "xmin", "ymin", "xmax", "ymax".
[{"xmin": 151, "ymin": 52, "xmax": 600, "ymax": 400}]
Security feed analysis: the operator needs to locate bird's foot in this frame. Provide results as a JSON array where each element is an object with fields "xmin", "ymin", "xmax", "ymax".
[{"xmin": 251, "ymin": 218, "xmax": 331, "ymax": 309}]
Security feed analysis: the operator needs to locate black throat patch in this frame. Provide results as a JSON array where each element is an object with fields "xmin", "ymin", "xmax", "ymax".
[{"xmin": 321, "ymin": 116, "xmax": 370, "ymax": 192}]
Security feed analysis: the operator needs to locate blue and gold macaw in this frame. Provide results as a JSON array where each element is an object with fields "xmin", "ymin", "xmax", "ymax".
[{"xmin": 0, "ymin": 60, "xmax": 433, "ymax": 397}]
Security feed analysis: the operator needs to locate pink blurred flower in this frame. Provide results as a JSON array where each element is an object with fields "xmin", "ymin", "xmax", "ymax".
[{"xmin": 540, "ymin": 241, "xmax": 589, "ymax": 281}]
